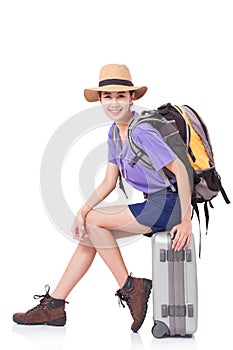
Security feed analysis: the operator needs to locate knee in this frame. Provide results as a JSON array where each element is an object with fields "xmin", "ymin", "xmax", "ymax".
[
  {"xmin": 85, "ymin": 210, "xmax": 103, "ymax": 242},
  {"xmin": 85, "ymin": 210, "xmax": 99, "ymax": 229}
]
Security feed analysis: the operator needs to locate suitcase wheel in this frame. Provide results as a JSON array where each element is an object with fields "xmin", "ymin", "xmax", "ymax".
[{"xmin": 152, "ymin": 321, "xmax": 170, "ymax": 338}]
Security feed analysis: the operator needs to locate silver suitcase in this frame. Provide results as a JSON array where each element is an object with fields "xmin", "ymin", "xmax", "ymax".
[{"xmin": 151, "ymin": 231, "xmax": 198, "ymax": 338}]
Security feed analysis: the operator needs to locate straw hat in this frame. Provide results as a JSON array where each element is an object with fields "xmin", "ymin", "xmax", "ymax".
[{"xmin": 84, "ymin": 64, "xmax": 147, "ymax": 102}]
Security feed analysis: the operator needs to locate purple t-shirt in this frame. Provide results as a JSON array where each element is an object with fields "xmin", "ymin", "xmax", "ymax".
[{"xmin": 108, "ymin": 121, "xmax": 177, "ymax": 194}]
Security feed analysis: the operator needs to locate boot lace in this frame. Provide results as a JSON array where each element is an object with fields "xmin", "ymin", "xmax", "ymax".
[
  {"xmin": 26, "ymin": 285, "xmax": 51, "ymax": 314},
  {"xmin": 115, "ymin": 290, "xmax": 135, "ymax": 319}
]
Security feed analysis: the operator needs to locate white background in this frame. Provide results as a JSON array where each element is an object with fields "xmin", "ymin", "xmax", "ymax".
[{"xmin": 1, "ymin": 0, "xmax": 233, "ymax": 349}]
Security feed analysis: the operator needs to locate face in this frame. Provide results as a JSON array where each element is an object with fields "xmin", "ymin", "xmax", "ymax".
[{"xmin": 99, "ymin": 91, "xmax": 134, "ymax": 122}]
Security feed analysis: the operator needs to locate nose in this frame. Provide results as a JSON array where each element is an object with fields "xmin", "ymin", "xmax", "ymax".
[
  {"xmin": 111, "ymin": 97, "xmax": 118, "ymax": 104},
  {"xmin": 110, "ymin": 98, "xmax": 121, "ymax": 106}
]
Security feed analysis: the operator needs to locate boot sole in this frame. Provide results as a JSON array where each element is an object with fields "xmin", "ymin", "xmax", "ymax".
[
  {"xmin": 131, "ymin": 278, "xmax": 152, "ymax": 333},
  {"xmin": 13, "ymin": 315, "xmax": 66, "ymax": 326}
]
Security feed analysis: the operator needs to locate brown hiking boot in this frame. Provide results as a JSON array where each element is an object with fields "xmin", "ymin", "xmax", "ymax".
[
  {"xmin": 115, "ymin": 275, "xmax": 152, "ymax": 332},
  {"xmin": 13, "ymin": 285, "xmax": 68, "ymax": 326}
]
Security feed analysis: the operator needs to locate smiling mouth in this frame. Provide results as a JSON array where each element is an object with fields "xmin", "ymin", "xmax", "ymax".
[{"xmin": 109, "ymin": 109, "xmax": 122, "ymax": 114}]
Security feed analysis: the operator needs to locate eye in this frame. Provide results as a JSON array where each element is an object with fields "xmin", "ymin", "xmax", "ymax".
[{"xmin": 118, "ymin": 94, "xmax": 126, "ymax": 98}]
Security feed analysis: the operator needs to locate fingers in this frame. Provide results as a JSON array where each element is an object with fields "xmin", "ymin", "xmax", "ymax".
[
  {"xmin": 170, "ymin": 219, "xmax": 192, "ymax": 251},
  {"xmin": 184, "ymin": 235, "xmax": 191, "ymax": 250},
  {"xmin": 170, "ymin": 225, "xmax": 177, "ymax": 240},
  {"xmin": 171, "ymin": 229, "xmax": 191, "ymax": 251},
  {"xmin": 78, "ymin": 224, "xmax": 88, "ymax": 240},
  {"xmin": 72, "ymin": 219, "xmax": 88, "ymax": 241}
]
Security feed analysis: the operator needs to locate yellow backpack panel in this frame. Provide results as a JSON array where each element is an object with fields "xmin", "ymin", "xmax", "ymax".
[{"xmin": 179, "ymin": 106, "xmax": 210, "ymax": 170}]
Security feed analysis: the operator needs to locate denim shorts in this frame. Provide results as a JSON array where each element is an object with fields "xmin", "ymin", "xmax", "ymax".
[{"xmin": 128, "ymin": 186, "xmax": 181, "ymax": 236}]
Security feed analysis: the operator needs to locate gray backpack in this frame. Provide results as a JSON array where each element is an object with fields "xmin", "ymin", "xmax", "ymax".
[{"xmin": 114, "ymin": 103, "xmax": 230, "ymax": 256}]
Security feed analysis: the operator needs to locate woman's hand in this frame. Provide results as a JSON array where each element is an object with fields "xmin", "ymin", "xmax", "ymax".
[
  {"xmin": 166, "ymin": 158, "xmax": 192, "ymax": 251},
  {"xmin": 71, "ymin": 209, "xmax": 88, "ymax": 241},
  {"xmin": 170, "ymin": 219, "xmax": 192, "ymax": 251}
]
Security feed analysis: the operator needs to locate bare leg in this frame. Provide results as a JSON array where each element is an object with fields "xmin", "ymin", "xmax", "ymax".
[
  {"xmin": 84, "ymin": 206, "xmax": 152, "ymax": 288},
  {"xmin": 51, "ymin": 241, "xmax": 96, "ymax": 300},
  {"xmin": 13, "ymin": 206, "xmax": 153, "ymax": 329},
  {"xmin": 85, "ymin": 225, "xmax": 129, "ymax": 288},
  {"xmin": 51, "ymin": 205, "xmax": 151, "ymax": 299}
]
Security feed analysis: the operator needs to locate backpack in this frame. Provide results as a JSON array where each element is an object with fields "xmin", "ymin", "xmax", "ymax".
[{"xmin": 115, "ymin": 103, "xmax": 230, "ymax": 256}]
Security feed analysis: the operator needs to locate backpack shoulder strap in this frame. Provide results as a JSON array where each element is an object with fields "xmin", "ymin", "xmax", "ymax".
[
  {"xmin": 111, "ymin": 123, "xmax": 129, "ymax": 198},
  {"xmin": 127, "ymin": 112, "xmax": 184, "ymax": 192},
  {"xmin": 127, "ymin": 112, "xmax": 167, "ymax": 170},
  {"xmin": 112, "ymin": 123, "xmax": 118, "ymax": 144}
]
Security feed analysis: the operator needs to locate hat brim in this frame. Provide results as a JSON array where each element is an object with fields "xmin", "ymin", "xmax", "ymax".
[{"xmin": 84, "ymin": 85, "xmax": 147, "ymax": 102}]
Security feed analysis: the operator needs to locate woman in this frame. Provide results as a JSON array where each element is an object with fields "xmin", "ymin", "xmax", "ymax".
[{"xmin": 13, "ymin": 64, "xmax": 192, "ymax": 332}]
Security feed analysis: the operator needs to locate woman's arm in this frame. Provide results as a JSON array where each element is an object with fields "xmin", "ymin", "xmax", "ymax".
[
  {"xmin": 72, "ymin": 162, "xmax": 119, "ymax": 239},
  {"xmin": 80, "ymin": 162, "xmax": 119, "ymax": 215},
  {"xmin": 166, "ymin": 158, "xmax": 192, "ymax": 251}
]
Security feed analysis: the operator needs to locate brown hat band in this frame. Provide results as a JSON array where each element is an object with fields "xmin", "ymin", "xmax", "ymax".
[{"xmin": 99, "ymin": 78, "xmax": 134, "ymax": 87}]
